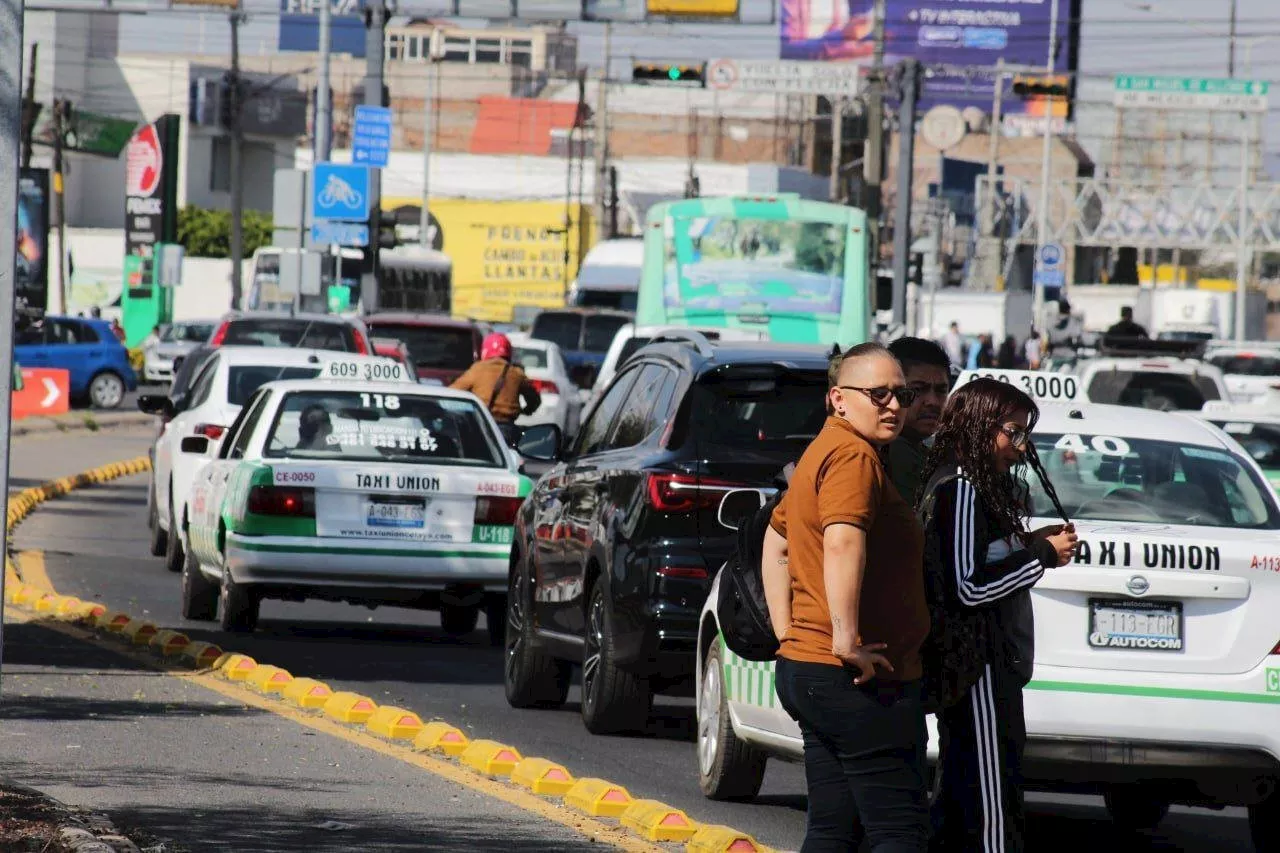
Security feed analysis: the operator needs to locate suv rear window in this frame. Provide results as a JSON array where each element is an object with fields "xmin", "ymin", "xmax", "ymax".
[
  {"xmin": 691, "ymin": 371, "xmax": 828, "ymax": 450},
  {"xmin": 1086, "ymin": 371, "xmax": 1221, "ymax": 411},
  {"xmin": 226, "ymin": 366, "xmax": 321, "ymax": 405},
  {"xmin": 367, "ymin": 323, "xmax": 474, "ymax": 370},
  {"xmin": 583, "ymin": 315, "xmax": 631, "ymax": 353},
  {"xmin": 531, "ymin": 313, "xmax": 582, "ymax": 352},
  {"xmin": 223, "ymin": 318, "xmax": 356, "ymax": 352}
]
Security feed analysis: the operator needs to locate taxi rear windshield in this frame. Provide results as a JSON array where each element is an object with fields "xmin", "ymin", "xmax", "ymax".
[
  {"xmin": 1026, "ymin": 433, "xmax": 1280, "ymax": 529},
  {"xmin": 1085, "ymin": 371, "xmax": 1221, "ymax": 411},
  {"xmin": 263, "ymin": 390, "xmax": 504, "ymax": 468}
]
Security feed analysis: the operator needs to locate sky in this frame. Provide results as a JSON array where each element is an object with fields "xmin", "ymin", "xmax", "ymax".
[{"xmin": 113, "ymin": 0, "xmax": 1280, "ymax": 175}]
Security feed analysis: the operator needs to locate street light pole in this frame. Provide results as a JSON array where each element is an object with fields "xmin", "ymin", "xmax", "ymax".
[
  {"xmin": 315, "ymin": 0, "xmax": 332, "ymax": 161},
  {"xmin": 1032, "ymin": 0, "xmax": 1060, "ymax": 330}
]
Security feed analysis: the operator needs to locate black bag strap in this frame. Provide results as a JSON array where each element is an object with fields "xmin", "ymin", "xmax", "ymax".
[{"xmin": 487, "ymin": 361, "xmax": 512, "ymax": 410}]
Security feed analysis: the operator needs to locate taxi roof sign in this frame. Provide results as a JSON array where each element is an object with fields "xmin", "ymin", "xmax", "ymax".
[
  {"xmin": 954, "ymin": 369, "xmax": 1086, "ymax": 404},
  {"xmin": 317, "ymin": 357, "xmax": 415, "ymax": 385}
]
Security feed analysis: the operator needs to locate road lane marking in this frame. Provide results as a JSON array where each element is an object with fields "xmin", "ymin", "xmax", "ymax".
[{"xmin": 4, "ymin": 455, "xmax": 781, "ymax": 853}]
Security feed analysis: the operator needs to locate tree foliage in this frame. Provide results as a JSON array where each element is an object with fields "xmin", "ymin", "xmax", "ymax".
[{"xmin": 177, "ymin": 205, "xmax": 273, "ymax": 258}]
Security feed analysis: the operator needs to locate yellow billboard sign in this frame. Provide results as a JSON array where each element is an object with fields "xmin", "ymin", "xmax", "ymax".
[
  {"xmin": 386, "ymin": 199, "xmax": 593, "ymax": 323},
  {"xmin": 647, "ymin": 0, "xmax": 738, "ymax": 16}
]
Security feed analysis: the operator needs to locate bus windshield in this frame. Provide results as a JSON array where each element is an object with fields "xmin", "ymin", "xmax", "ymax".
[{"xmin": 637, "ymin": 197, "xmax": 868, "ymax": 346}]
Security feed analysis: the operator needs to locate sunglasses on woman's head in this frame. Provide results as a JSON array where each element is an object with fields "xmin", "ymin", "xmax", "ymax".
[{"xmin": 837, "ymin": 385, "xmax": 918, "ymax": 407}]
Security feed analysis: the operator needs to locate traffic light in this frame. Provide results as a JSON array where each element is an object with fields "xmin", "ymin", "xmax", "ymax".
[
  {"xmin": 1011, "ymin": 75, "xmax": 1070, "ymax": 98},
  {"xmin": 632, "ymin": 62, "xmax": 706, "ymax": 87},
  {"xmin": 376, "ymin": 209, "xmax": 398, "ymax": 250}
]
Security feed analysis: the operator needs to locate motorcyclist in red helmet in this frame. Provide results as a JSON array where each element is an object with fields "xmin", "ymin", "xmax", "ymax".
[{"xmin": 451, "ymin": 332, "xmax": 541, "ymax": 427}]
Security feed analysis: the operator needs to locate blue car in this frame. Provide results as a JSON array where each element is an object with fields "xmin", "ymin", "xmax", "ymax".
[{"xmin": 15, "ymin": 315, "xmax": 138, "ymax": 409}]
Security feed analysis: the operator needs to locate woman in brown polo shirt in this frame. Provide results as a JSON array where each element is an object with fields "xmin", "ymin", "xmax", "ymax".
[{"xmin": 765, "ymin": 342, "xmax": 932, "ymax": 852}]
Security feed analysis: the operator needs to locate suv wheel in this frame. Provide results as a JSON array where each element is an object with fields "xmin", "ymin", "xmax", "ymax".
[
  {"xmin": 1104, "ymin": 785, "xmax": 1170, "ymax": 831},
  {"xmin": 581, "ymin": 579, "xmax": 652, "ymax": 735},
  {"xmin": 163, "ymin": 496, "xmax": 184, "ymax": 573},
  {"xmin": 147, "ymin": 489, "xmax": 168, "ymax": 557},
  {"xmin": 218, "ymin": 569, "xmax": 259, "ymax": 633},
  {"xmin": 503, "ymin": 554, "xmax": 569, "ymax": 709},
  {"xmin": 440, "ymin": 603, "xmax": 479, "ymax": 637},
  {"xmin": 180, "ymin": 546, "xmax": 218, "ymax": 621},
  {"xmin": 1250, "ymin": 787, "xmax": 1280, "ymax": 850},
  {"xmin": 697, "ymin": 640, "xmax": 766, "ymax": 800},
  {"xmin": 88, "ymin": 371, "xmax": 125, "ymax": 409}
]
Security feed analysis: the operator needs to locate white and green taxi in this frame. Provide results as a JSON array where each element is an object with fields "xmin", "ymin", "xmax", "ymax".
[
  {"xmin": 696, "ymin": 370, "xmax": 1280, "ymax": 849},
  {"xmin": 181, "ymin": 365, "xmax": 532, "ymax": 638}
]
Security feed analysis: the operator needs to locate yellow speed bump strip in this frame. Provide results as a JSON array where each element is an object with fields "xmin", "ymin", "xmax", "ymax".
[
  {"xmin": 32, "ymin": 593, "xmax": 63, "ymax": 613},
  {"xmin": 54, "ymin": 597, "xmax": 85, "ymax": 618},
  {"xmin": 414, "ymin": 721, "xmax": 470, "ymax": 757},
  {"xmin": 182, "ymin": 642, "xmax": 225, "ymax": 669},
  {"xmin": 621, "ymin": 800, "xmax": 700, "ymax": 843},
  {"xmin": 219, "ymin": 654, "xmax": 259, "ymax": 681},
  {"xmin": 12, "ymin": 586, "xmax": 42, "ymax": 606},
  {"xmin": 149, "ymin": 630, "xmax": 191, "ymax": 657},
  {"xmin": 323, "ymin": 691, "xmax": 378, "ymax": 724},
  {"xmin": 245, "ymin": 665, "xmax": 294, "ymax": 694},
  {"xmin": 121, "ymin": 620, "xmax": 159, "ymax": 646},
  {"xmin": 460, "ymin": 740, "xmax": 523, "ymax": 777},
  {"xmin": 511, "ymin": 758, "xmax": 575, "ymax": 797},
  {"xmin": 686, "ymin": 825, "xmax": 773, "ymax": 853},
  {"xmin": 99, "ymin": 612, "xmax": 133, "ymax": 632},
  {"xmin": 281, "ymin": 678, "xmax": 334, "ymax": 709},
  {"xmin": 365, "ymin": 706, "xmax": 424, "ymax": 741},
  {"xmin": 564, "ymin": 778, "xmax": 634, "ymax": 818}
]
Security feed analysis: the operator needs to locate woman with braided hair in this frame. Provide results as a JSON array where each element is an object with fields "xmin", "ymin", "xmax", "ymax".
[{"xmin": 918, "ymin": 378, "xmax": 1077, "ymax": 853}]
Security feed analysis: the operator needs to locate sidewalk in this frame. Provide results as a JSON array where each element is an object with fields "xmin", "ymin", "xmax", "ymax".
[{"xmin": 0, "ymin": 610, "xmax": 607, "ymax": 852}]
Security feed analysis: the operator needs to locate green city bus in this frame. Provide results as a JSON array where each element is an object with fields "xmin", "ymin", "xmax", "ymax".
[{"xmin": 635, "ymin": 195, "xmax": 871, "ymax": 346}]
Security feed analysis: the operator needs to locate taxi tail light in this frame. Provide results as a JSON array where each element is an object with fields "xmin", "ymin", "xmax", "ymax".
[
  {"xmin": 646, "ymin": 473, "xmax": 743, "ymax": 513},
  {"xmin": 528, "ymin": 379, "xmax": 560, "ymax": 395},
  {"xmin": 194, "ymin": 423, "xmax": 226, "ymax": 439},
  {"xmin": 209, "ymin": 321, "xmax": 230, "ymax": 346},
  {"xmin": 246, "ymin": 486, "xmax": 315, "ymax": 517},
  {"xmin": 475, "ymin": 496, "xmax": 522, "ymax": 525}
]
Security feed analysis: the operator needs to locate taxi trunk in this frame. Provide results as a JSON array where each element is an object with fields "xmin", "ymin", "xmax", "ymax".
[{"xmin": 1031, "ymin": 520, "xmax": 1279, "ymax": 675}]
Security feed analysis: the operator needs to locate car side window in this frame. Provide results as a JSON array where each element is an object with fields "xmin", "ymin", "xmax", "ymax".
[
  {"xmin": 16, "ymin": 325, "xmax": 43, "ymax": 346},
  {"xmin": 575, "ymin": 367, "xmax": 641, "ymax": 457},
  {"xmin": 608, "ymin": 364, "xmax": 674, "ymax": 451},
  {"xmin": 224, "ymin": 392, "xmax": 272, "ymax": 460},
  {"xmin": 75, "ymin": 322, "xmax": 100, "ymax": 343},
  {"xmin": 47, "ymin": 321, "xmax": 84, "ymax": 345},
  {"xmin": 187, "ymin": 357, "xmax": 220, "ymax": 410}
]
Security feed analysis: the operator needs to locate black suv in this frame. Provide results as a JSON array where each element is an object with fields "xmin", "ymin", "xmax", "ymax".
[{"xmin": 504, "ymin": 333, "xmax": 830, "ymax": 734}]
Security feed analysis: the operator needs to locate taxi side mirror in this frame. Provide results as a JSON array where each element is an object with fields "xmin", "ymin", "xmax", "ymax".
[
  {"xmin": 517, "ymin": 423, "xmax": 561, "ymax": 462},
  {"xmin": 180, "ymin": 436, "xmax": 211, "ymax": 455}
]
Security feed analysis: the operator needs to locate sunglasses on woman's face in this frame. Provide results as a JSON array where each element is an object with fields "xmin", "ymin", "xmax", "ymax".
[{"xmin": 838, "ymin": 385, "xmax": 918, "ymax": 408}]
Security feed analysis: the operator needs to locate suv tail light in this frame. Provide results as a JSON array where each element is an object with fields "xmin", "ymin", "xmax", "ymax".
[
  {"xmin": 475, "ymin": 496, "xmax": 522, "ymax": 525},
  {"xmin": 209, "ymin": 321, "xmax": 230, "ymax": 346},
  {"xmin": 646, "ymin": 473, "xmax": 744, "ymax": 513},
  {"xmin": 194, "ymin": 423, "xmax": 226, "ymax": 439},
  {"xmin": 529, "ymin": 379, "xmax": 560, "ymax": 395},
  {"xmin": 246, "ymin": 486, "xmax": 315, "ymax": 517},
  {"xmin": 351, "ymin": 329, "xmax": 371, "ymax": 355}
]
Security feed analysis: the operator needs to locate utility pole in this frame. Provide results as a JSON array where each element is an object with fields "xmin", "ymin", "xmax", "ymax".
[
  {"xmin": 1032, "ymin": 0, "xmax": 1060, "ymax": 330},
  {"xmin": 828, "ymin": 97, "xmax": 843, "ymax": 202},
  {"xmin": 228, "ymin": 10, "xmax": 244, "ymax": 310},
  {"xmin": 316, "ymin": 0, "xmax": 332, "ymax": 161},
  {"xmin": 608, "ymin": 165, "xmax": 619, "ymax": 239},
  {"xmin": 1228, "ymin": 0, "xmax": 1237, "ymax": 77},
  {"xmin": 52, "ymin": 99, "xmax": 67, "ymax": 310},
  {"xmin": 420, "ymin": 54, "xmax": 434, "ymax": 247},
  {"xmin": 1234, "ymin": 112, "xmax": 1249, "ymax": 341},
  {"xmin": 862, "ymin": 0, "xmax": 886, "ymax": 244},
  {"xmin": 20, "ymin": 43, "xmax": 36, "ymax": 168},
  {"xmin": 890, "ymin": 59, "xmax": 920, "ymax": 331},
  {"xmin": 593, "ymin": 22, "xmax": 612, "ymax": 241},
  {"xmin": 1, "ymin": 0, "xmax": 27, "ymax": 690},
  {"xmin": 361, "ymin": 0, "xmax": 386, "ymax": 313}
]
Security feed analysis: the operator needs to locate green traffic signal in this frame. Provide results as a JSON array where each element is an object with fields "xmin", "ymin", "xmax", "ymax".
[{"xmin": 668, "ymin": 67, "xmax": 680, "ymax": 81}]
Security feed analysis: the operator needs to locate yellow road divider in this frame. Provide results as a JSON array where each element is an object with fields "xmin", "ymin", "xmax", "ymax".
[
  {"xmin": 414, "ymin": 721, "xmax": 470, "ymax": 757},
  {"xmin": 281, "ymin": 678, "xmax": 334, "ymax": 709},
  {"xmin": 686, "ymin": 825, "xmax": 772, "ymax": 853},
  {"xmin": 98, "ymin": 611, "xmax": 132, "ymax": 632},
  {"xmin": 322, "ymin": 691, "xmax": 378, "ymax": 724},
  {"xmin": 220, "ymin": 654, "xmax": 259, "ymax": 681},
  {"xmin": 511, "ymin": 757, "xmax": 575, "ymax": 797},
  {"xmin": 54, "ymin": 597, "xmax": 85, "ymax": 618},
  {"xmin": 12, "ymin": 586, "xmax": 41, "ymax": 606},
  {"xmin": 32, "ymin": 593, "xmax": 62, "ymax": 613},
  {"xmin": 150, "ymin": 630, "xmax": 190, "ymax": 657},
  {"xmin": 121, "ymin": 620, "xmax": 159, "ymax": 646},
  {"xmin": 621, "ymin": 800, "xmax": 700, "ymax": 843},
  {"xmin": 245, "ymin": 665, "xmax": 294, "ymax": 694},
  {"xmin": 460, "ymin": 740, "xmax": 523, "ymax": 777},
  {"xmin": 565, "ymin": 778, "xmax": 635, "ymax": 818},
  {"xmin": 181, "ymin": 642, "xmax": 224, "ymax": 669},
  {"xmin": 365, "ymin": 706, "xmax": 425, "ymax": 741}
]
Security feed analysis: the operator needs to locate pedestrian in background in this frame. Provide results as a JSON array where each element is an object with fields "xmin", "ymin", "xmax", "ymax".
[
  {"xmin": 886, "ymin": 337, "xmax": 951, "ymax": 503},
  {"xmin": 996, "ymin": 336, "xmax": 1019, "ymax": 369},
  {"xmin": 941, "ymin": 322, "xmax": 964, "ymax": 367},
  {"xmin": 918, "ymin": 380, "xmax": 1077, "ymax": 852},
  {"xmin": 1023, "ymin": 329, "xmax": 1042, "ymax": 370},
  {"xmin": 977, "ymin": 335, "xmax": 995, "ymax": 368},
  {"xmin": 767, "ymin": 342, "xmax": 932, "ymax": 852}
]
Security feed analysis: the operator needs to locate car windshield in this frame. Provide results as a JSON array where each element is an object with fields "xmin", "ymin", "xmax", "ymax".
[
  {"xmin": 530, "ymin": 313, "xmax": 582, "ymax": 352},
  {"xmin": 163, "ymin": 323, "xmax": 214, "ymax": 343},
  {"xmin": 690, "ymin": 371, "xmax": 828, "ymax": 451},
  {"xmin": 226, "ymin": 366, "xmax": 321, "ymax": 406},
  {"xmin": 583, "ymin": 315, "xmax": 631, "ymax": 352},
  {"xmin": 1209, "ymin": 420, "xmax": 1280, "ymax": 469},
  {"xmin": 1025, "ymin": 432, "xmax": 1279, "ymax": 529},
  {"xmin": 1085, "ymin": 370, "xmax": 1220, "ymax": 411},
  {"xmin": 264, "ymin": 390, "xmax": 504, "ymax": 467},
  {"xmin": 223, "ymin": 318, "xmax": 356, "ymax": 352},
  {"xmin": 1208, "ymin": 354, "xmax": 1280, "ymax": 377},
  {"xmin": 367, "ymin": 323, "xmax": 474, "ymax": 371},
  {"xmin": 513, "ymin": 346, "xmax": 548, "ymax": 370}
]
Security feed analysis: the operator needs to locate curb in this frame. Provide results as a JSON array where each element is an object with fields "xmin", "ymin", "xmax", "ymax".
[
  {"xmin": 3, "ymin": 455, "xmax": 779, "ymax": 853},
  {"xmin": 11, "ymin": 411, "xmax": 154, "ymax": 440}
]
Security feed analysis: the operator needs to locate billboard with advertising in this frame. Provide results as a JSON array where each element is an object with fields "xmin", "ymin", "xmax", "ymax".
[
  {"xmin": 16, "ymin": 168, "xmax": 50, "ymax": 312},
  {"xmin": 279, "ymin": 0, "xmax": 367, "ymax": 56},
  {"xmin": 780, "ymin": 0, "xmax": 1077, "ymax": 124}
]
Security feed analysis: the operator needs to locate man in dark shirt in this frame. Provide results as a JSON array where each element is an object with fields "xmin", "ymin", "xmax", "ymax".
[
  {"xmin": 1106, "ymin": 306, "xmax": 1149, "ymax": 338},
  {"xmin": 886, "ymin": 337, "xmax": 951, "ymax": 503}
]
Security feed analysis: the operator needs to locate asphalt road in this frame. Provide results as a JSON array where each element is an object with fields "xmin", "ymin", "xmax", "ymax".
[{"xmin": 10, "ymin": 428, "xmax": 1261, "ymax": 852}]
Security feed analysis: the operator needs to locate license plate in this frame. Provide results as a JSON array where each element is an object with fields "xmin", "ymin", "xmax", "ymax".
[
  {"xmin": 1088, "ymin": 599, "xmax": 1184, "ymax": 651},
  {"xmin": 367, "ymin": 499, "xmax": 425, "ymax": 529}
]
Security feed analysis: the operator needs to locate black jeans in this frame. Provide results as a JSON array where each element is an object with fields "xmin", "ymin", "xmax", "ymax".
[{"xmin": 775, "ymin": 657, "xmax": 930, "ymax": 853}]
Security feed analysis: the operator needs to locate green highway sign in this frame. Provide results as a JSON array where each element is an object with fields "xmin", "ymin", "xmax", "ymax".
[{"xmin": 1114, "ymin": 75, "xmax": 1269, "ymax": 112}]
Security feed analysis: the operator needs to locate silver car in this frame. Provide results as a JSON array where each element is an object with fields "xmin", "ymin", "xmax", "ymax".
[{"xmin": 143, "ymin": 320, "xmax": 216, "ymax": 384}]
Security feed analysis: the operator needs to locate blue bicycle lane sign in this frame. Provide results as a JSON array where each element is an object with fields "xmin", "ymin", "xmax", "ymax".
[{"xmin": 312, "ymin": 162, "xmax": 371, "ymax": 222}]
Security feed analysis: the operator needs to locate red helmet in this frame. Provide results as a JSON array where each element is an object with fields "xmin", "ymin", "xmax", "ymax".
[{"xmin": 481, "ymin": 332, "xmax": 512, "ymax": 361}]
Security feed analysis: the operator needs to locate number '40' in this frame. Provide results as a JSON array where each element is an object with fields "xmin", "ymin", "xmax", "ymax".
[{"xmin": 360, "ymin": 393, "xmax": 400, "ymax": 410}]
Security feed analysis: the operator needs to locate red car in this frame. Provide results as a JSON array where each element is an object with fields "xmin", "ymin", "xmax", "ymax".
[{"xmin": 363, "ymin": 313, "xmax": 484, "ymax": 385}]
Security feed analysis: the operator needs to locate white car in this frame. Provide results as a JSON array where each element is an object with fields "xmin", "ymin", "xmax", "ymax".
[
  {"xmin": 142, "ymin": 347, "xmax": 401, "ymax": 575},
  {"xmin": 695, "ymin": 374, "xmax": 1280, "ymax": 849},
  {"xmin": 142, "ymin": 320, "xmax": 217, "ymax": 384},
  {"xmin": 1195, "ymin": 399, "xmax": 1280, "ymax": 493},
  {"xmin": 1074, "ymin": 351, "xmax": 1229, "ymax": 411},
  {"xmin": 507, "ymin": 333, "xmax": 581, "ymax": 436},
  {"xmin": 181, "ymin": 375, "xmax": 538, "ymax": 639},
  {"xmin": 1205, "ymin": 347, "xmax": 1280, "ymax": 404}
]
